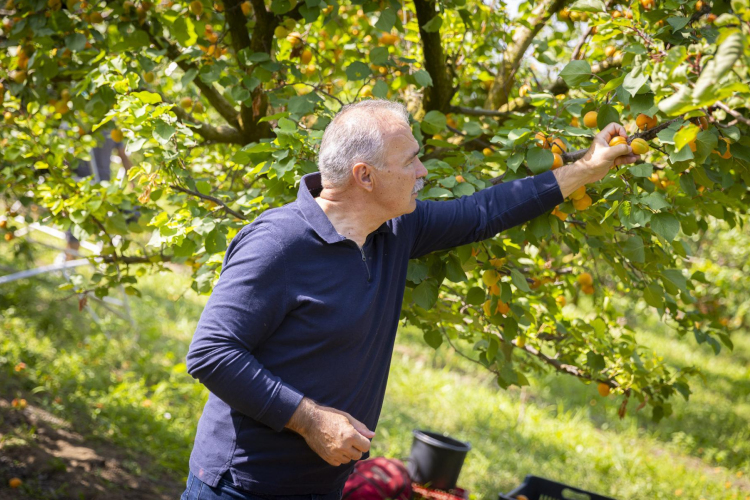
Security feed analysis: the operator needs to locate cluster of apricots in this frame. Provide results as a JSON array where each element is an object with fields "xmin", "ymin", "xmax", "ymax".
[
  {"xmin": 577, "ymin": 272, "xmax": 595, "ymax": 295},
  {"xmin": 481, "ymin": 270, "xmax": 511, "ymax": 316},
  {"xmin": 534, "ymin": 132, "xmax": 567, "ymax": 169}
]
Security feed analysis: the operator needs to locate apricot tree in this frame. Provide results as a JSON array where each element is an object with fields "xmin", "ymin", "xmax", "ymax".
[{"xmin": 1, "ymin": 0, "xmax": 748, "ymax": 421}]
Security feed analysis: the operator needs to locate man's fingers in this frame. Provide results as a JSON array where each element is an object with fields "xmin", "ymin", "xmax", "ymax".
[
  {"xmin": 605, "ymin": 144, "xmax": 631, "ymax": 161},
  {"xmin": 614, "ymin": 154, "xmax": 640, "ymax": 166},
  {"xmin": 598, "ymin": 122, "xmax": 628, "ymax": 143},
  {"xmin": 347, "ymin": 414, "xmax": 376, "ymax": 439},
  {"xmin": 351, "ymin": 432, "xmax": 372, "ymax": 453}
]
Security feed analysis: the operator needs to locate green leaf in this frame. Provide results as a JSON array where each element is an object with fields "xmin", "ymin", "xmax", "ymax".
[
  {"xmin": 424, "ymin": 329, "xmax": 443, "ymax": 349},
  {"xmin": 526, "ymin": 147, "xmax": 554, "ymax": 174},
  {"xmin": 205, "ymin": 229, "xmax": 227, "ymax": 254},
  {"xmin": 65, "ymin": 33, "xmax": 87, "ymax": 51},
  {"xmin": 369, "ymin": 47, "xmax": 389, "ymax": 65},
  {"xmin": 570, "ymin": 0, "xmax": 606, "ymax": 11},
  {"xmin": 372, "ymin": 80, "xmax": 389, "ymax": 99},
  {"xmin": 629, "ymin": 163, "xmax": 653, "ymax": 177},
  {"xmin": 452, "ymin": 182, "xmax": 475, "ymax": 197},
  {"xmin": 413, "ymin": 279, "xmax": 440, "ymax": 309},
  {"xmin": 559, "ymin": 60, "xmax": 592, "ymax": 88},
  {"xmin": 413, "ymin": 69, "xmax": 433, "ymax": 88},
  {"xmin": 466, "ymin": 287, "xmax": 485, "ymax": 305},
  {"xmin": 507, "ymin": 152, "xmax": 525, "ymax": 172},
  {"xmin": 421, "ymin": 15, "xmax": 443, "ymax": 33},
  {"xmin": 643, "ymin": 283, "xmax": 665, "ymax": 309},
  {"xmin": 375, "ymin": 8, "xmax": 397, "ymax": 32},
  {"xmin": 639, "ymin": 192, "xmax": 670, "ymax": 211},
  {"xmin": 661, "ymin": 269, "xmax": 688, "ymax": 296},
  {"xmin": 196, "ymin": 181, "xmax": 211, "ymax": 195},
  {"xmin": 173, "ymin": 17, "xmax": 197, "ymax": 47},
  {"xmin": 586, "ymin": 351, "xmax": 606, "ymax": 371},
  {"xmin": 445, "ymin": 254, "xmax": 467, "ymax": 282},
  {"xmin": 622, "ymin": 235, "xmax": 645, "ymax": 263},
  {"xmin": 623, "ymin": 65, "xmax": 649, "ymax": 97},
  {"xmin": 345, "ymin": 61, "xmax": 371, "ymax": 80},
  {"xmin": 674, "ymin": 123, "xmax": 699, "ymax": 152},
  {"xmin": 132, "ymin": 91, "xmax": 162, "ymax": 104},
  {"xmin": 153, "ymin": 121, "xmax": 176, "ymax": 144},
  {"xmin": 658, "ymin": 85, "xmax": 697, "ymax": 116},
  {"xmin": 597, "ymin": 104, "xmax": 620, "ymax": 129},
  {"xmin": 666, "ymin": 16, "xmax": 689, "ymax": 31},
  {"xmin": 421, "ymin": 110, "xmax": 447, "ymax": 135},
  {"xmin": 406, "ymin": 261, "xmax": 429, "ymax": 283},
  {"xmin": 271, "ymin": 0, "xmax": 294, "ymax": 14},
  {"xmin": 510, "ymin": 269, "xmax": 531, "ymax": 293},
  {"xmin": 651, "ymin": 213, "xmax": 680, "ymax": 241}
]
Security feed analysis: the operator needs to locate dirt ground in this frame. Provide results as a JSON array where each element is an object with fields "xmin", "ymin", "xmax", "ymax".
[{"xmin": 0, "ymin": 397, "xmax": 184, "ymax": 500}]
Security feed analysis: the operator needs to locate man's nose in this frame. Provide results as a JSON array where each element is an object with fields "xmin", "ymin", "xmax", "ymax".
[{"xmin": 416, "ymin": 159, "xmax": 428, "ymax": 178}]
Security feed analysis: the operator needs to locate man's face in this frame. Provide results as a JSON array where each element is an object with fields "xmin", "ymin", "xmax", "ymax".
[{"xmin": 373, "ymin": 122, "xmax": 428, "ymax": 218}]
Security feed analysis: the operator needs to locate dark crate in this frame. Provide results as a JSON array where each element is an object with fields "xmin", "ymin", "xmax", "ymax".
[{"xmin": 498, "ymin": 475, "xmax": 617, "ymax": 500}]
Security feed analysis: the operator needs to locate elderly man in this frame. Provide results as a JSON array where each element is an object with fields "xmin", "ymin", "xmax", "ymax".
[{"xmin": 182, "ymin": 99, "xmax": 638, "ymax": 499}]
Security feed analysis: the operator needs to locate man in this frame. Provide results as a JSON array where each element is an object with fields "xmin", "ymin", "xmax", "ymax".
[
  {"xmin": 183, "ymin": 99, "xmax": 638, "ymax": 499},
  {"xmin": 65, "ymin": 127, "xmax": 134, "ymax": 258}
]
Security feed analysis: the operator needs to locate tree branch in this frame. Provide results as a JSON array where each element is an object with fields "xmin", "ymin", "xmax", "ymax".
[
  {"xmin": 413, "ymin": 0, "xmax": 456, "ymax": 117},
  {"xmin": 165, "ymin": 94, "xmax": 247, "ymax": 144},
  {"xmin": 485, "ymin": 0, "xmax": 569, "ymax": 110},
  {"xmin": 170, "ymin": 185, "xmax": 248, "ymax": 220},
  {"xmin": 143, "ymin": 22, "xmax": 241, "ymax": 130}
]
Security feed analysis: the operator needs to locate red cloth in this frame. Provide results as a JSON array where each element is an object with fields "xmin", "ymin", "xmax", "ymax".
[{"xmin": 342, "ymin": 457, "xmax": 412, "ymax": 500}]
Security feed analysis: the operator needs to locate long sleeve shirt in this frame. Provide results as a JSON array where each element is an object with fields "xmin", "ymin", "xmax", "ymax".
[{"xmin": 186, "ymin": 170, "xmax": 563, "ymax": 494}]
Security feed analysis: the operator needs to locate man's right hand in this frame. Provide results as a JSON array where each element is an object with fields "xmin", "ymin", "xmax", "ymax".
[{"xmin": 285, "ymin": 397, "xmax": 375, "ymax": 467}]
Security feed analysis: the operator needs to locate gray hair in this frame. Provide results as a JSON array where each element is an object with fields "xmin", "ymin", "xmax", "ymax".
[{"xmin": 317, "ymin": 99, "xmax": 411, "ymax": 188}]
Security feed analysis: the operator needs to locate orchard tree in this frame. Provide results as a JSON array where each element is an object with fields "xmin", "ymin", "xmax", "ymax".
[{"xmin": 1, "ymin": 0, "xmax": 748, "ymax": 423}]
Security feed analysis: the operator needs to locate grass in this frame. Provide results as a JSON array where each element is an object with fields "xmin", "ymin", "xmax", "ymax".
[{"xmin": 1, "ymin": 233, "xmax": 748, "ymax": 499}]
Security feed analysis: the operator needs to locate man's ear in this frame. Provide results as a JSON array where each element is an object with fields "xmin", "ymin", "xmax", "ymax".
[{"xmin": 351, "ymin": 162, "xmax": 374, "ymax": 192}]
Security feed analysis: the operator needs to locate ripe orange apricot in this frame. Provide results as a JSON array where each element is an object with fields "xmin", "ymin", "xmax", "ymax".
[
  {"xmin": 550, "ymin": 138, "xmax": 567, "ymax": 154},
  {"xmin": 630, "ymin": 138, "xmax": 649, "ymax": 155},
  {"xmin": 552, "ymin": 153, "xmax": 563, "ymax": 169},
  {"xmin": 604, "ymin": 46, "xmax": 616, "ymax": 57},
  {"xmin": 571, "ymin": 116, "xmax": 580, "ymax": 127},
  {"xmin": 552, "ymin": 207, "xmax": 568, "ymax": 221},
  {"xmin": 636, "ymin": 113, "xmax": 658, "ymax": 130},
  {"xmin": 519, "ymin": 84, "xmax": 531, "ymax": 97},
  {"xmin": 640, "ymin": 0, "xmax": 654, "ymax": 9},
  {"xmin": 598, "ymin": 382, "xmax": 611, "ymax": 397},
  {"xmin": 556, "ymin": 295, "xmax": 566, "ymax": 307},
  {"xmin": 9, "ymin": 478, "xmax": 22, "ymax": 488},
  {"xmin": 455, "ymin": 175, "xmax": 465, "ymax": 183},
  {"xmin": 535, "ymin": 132, "xmax": 551, "ymax": 149},
  {"xmin": 497, "ymin": 301, "xmax": 510, "ymax": 315},
  {"xmin": 577, "ymin": 272, "xmax": 593, "ymax": 286},
  {"xmin": 609, "ymin": 136, "xmax": 628, "ymax": 147},
  {"xmin": 573, "ymin": 194, "xmax": 592, "ymax": 210},
  {"xmin": 570, "ymin": 185, "xmax": 586, "ymax": 201},
  {"xmin": 583, "ymin": 111, "xmax": 598, "ymax": 128}
]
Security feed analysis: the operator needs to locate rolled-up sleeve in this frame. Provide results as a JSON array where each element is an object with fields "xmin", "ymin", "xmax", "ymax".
[
  {"xmin": 186, "ymin": 224, "xmax": 304, "ymax": 432},
  {"xmin": 408, "ymin": 170, "xmax": 563, "ymax": 259}
]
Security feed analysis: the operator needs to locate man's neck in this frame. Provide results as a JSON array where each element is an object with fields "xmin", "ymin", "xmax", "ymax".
[{"xmin": 314, "ymin": 190, "xmax": 385, "ymax": 248}]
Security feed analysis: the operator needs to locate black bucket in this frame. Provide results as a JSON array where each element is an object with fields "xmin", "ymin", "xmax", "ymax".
[{"xmin": 407, "ymin": 429, "xmax": 471, "ymax": 491}]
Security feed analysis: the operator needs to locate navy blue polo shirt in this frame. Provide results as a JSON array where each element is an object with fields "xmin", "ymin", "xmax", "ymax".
[{"xmin": 186, "ymin": 170, "xmax": 563, "ymax": 494}]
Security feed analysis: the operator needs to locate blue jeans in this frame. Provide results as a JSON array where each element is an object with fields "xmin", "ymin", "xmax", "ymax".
[{"xmin": 181, "ymin": 471, "xmax": 345, "ymax": 500}]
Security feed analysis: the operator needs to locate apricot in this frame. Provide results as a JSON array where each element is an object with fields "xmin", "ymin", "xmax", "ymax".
[
  {"xmin": 550, "ymin": 138, "xmax": 567, "ymax": 154},
  {"xmin": 572, "ymin": 194, "xmax": 592, "ymax": 210},
  {"xmin": 630, "ymin": 138, "xmax": 649, "ymax": 155},
  {"xmin": 570, "ymin": 185, "xmax": 587, "ymax": 201},
  {"xmin": 598, "ymin": 382, "xmax": 611, "ymax": 397},
  {"xmin": 535, "ymin": 132, "xmax": 551, "ymax": 149},
  {"xmin": 636, "ymin": 113, "xmax": 658, "ymax": 130},
  {"xmin": 552, "ymin": 153, "xmax": 563, "ymax": 170},
  {"xmin": 609, "ymin": 136, "xmax": 628, "ymax": 147},
  {"xmin": 583, "ymin": 111, "xmax": 598, "ymax": 128}
]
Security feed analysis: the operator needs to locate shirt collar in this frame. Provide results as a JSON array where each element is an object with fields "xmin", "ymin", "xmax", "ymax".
[{"xmin": 298, "ymin": 172, "xmax": 392, "ymax": 244}]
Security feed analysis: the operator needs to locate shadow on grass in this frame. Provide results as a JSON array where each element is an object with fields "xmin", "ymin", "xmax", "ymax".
[{"xmin": 0, "ymin": 262, "xmax": 207, "ymax": 482}]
